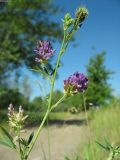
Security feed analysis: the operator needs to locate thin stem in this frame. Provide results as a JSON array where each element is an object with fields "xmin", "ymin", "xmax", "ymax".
[
  {"xmin": 16, "ymin": 129, "xmax": 23, "ymax": 160},
  {"xmin": 82, "ymin": 94, "xmax": 94, "ymax": 158},
  {"xmin": 50, "ymin": 95, "xmax": 66, "ymax": 111},
  {"xmin": 26, "ymin": 109, "xmax": 50, "ymax": 158},
  {"xmin": 47, "ymin": 117, "xmax": 51, "ymax": 160},
  {"xmin": 47, "ymin": 30, "xmax": 66, "ymax": 111},
  {"xmin": 107, "ymin": 152, "xmax": 115, "ymax": 160}
]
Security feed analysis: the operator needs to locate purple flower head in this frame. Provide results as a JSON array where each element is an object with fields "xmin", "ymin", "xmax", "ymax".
[
  {"xmin": 64, "ymin": 72, "xmax": 88, "ymax": 95},
  {"xmin": 34, "ymin": 41, "xmax": 55, "ymax": 63}
]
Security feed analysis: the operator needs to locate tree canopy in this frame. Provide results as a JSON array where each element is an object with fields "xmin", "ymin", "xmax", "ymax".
[
  {"xmin": 85, "ymin": 52, "xmax": 113, "ymax": 107},
  {"xmin": 0, "ymin": 0, "xmax": 62, "ymax": 85}
]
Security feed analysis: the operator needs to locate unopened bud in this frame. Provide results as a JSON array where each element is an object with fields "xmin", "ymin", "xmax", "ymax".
[
  {"xmin": 75, "ymin": 7, "xmax": 88, "ymax": 23},
  {"xmin": 63, "ymin": 13, "xmax": 74, "ymax": 30}
]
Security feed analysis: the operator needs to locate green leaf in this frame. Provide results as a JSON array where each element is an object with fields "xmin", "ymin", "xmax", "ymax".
[
  {"xmin": 96, "ymin": 141, "xmax": 109, "ymax": 151},
  {"xmin": 0, "ymin": 126, "xmax": 16, "ymax": 149},
  {"xmin": 19, "ymin": 138, "xmax": 28, "ymax": 147},
  {"xmin": 27, "ymin": 132, "xmax": 34, "ymax": 145},
  {"xmin": 0, "ymin": 140, "xmax": 13, "ymax": 148},
  {"xmin": 104, "ymin": 138, "xmax": 113, "ymax": 150}
]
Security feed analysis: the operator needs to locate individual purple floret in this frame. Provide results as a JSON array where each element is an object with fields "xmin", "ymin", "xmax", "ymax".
[
  {"xmin": 34, "ymin": 41, "xmax": 55, "ymax": 62},
  {"xmin": 64, "ymin": 72, "xmax": 88, "ymax": 95}
]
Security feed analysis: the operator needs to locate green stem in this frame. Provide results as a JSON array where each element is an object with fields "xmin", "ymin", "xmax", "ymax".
[
  {"xmin": 16, "ymin": 129, "xmax": 23, "ymax": 160},
  {"xmin": 26, "ymin": 109, "xmax": 50, "ymax": 158},
  {"xmin": 107, "ymin": 152, "xmax": 115, "ymax": 160},
  {"xmin": 50, "ymin": 95, "xmax": 66, "ymax": 111},
  {"xmin": 26, "ymin": 31, "xmax": 66, "ymax": 159},
  {"xmin": 26, "ymin": 26, "xmax": 75, "ymax": 159},
  {"xmin": 47, "ymin": 31, "xmax": 66, "ymax": 111},
  {"xmin": 82, "ymin": 94, "xmax": 94, "ymax": 158},
  {"xmin": 47, "ymin": 116, "xmax": 51, "ymax": 160}
]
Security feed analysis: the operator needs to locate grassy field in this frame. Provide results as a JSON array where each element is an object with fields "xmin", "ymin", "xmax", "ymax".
[{"xmin": 76, "ymin": 101, "xmax": 120, "ymax": 160}]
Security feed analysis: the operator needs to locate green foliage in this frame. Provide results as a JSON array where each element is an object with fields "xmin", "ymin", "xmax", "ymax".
[
  {"xmin": 96, "ymin": 139, "xmax": 120, "ymax": 160},
  {"xmin": 31, "ymin": 90, "xmax": 85, "ymax": 113},
  {"xmin": 24, "ymin": 111, "xmax": 71, "ymax": 126},
  {"xmin": 0, "ymin": 87, "xmax": 30, "ymax": 110},
  {"xmin": 0, "ymin": 0, "xmax": 62, "ymax": 85},
  {"xmin": 0, "ymin": 110, "xmax": 7, "ymax": 122},
  {"xmin": 80, "ymin": 100, "xmax": 120, "ymax": 159},
  {"xmin": 31, "ymin": 96, "xmax": 46, "ymax": 112},
  {"xmin": 27, "ymin": 132, "xmax": 34, "ymax": 145},
  {"xmin": 85, "ymin": 52, "xmax": 113, "ymax": 107},
  {"xmin": 65, "ymin": 94, "xmax": 83, "ymax": 111},
  {"xmin": 0, "ymin": 0, "xmax": 62, "ymax": 115},
  {"xmin": 0, "ymin": 126, "xmax": 16, "ymax": 149}
]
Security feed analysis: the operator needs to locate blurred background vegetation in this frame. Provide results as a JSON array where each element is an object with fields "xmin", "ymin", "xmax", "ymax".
[{"xmin": 0, "ymin": 0, "xmax": 118, "ymax": 125}]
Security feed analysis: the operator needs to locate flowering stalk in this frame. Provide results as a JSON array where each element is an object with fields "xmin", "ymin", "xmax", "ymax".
[
  {"xmin": 26, "ymin": 28, "xmax": 66, "ymax": 159},
  {"xmin": 26, "ymin": 7, "xmax": 88, "ymax": 159}
]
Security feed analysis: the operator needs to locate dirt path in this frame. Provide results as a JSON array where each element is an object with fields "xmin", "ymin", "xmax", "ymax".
[{"xmin": 0, "ymin": 124, "xmax": 88, "ymax": 160}]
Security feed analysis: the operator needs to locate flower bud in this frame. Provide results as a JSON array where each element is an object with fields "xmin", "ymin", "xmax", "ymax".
[
  {"xmin": 63, "ymin": 13, "xmax": 74, "ymax": 30},
  {"xmin": 75, "ymin": 7, "xmax": 88, "ymax": 23}
]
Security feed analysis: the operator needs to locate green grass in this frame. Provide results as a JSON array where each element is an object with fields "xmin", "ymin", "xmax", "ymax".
[{"xmin": 79, "ymin": 102, "xmax": 120, "ymax": 160}]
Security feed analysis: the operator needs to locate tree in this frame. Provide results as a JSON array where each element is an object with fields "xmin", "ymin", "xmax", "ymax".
[
  {"xmin": 0, "ymin": 0, "xmax": 62, "ymax": 86},
  {"xmin": 0, "ymin": 88, "xmax": 29, "ymax": 110},
  {"xmin": 85, "ymin": 52, "xmax": 113, "ymax": 107},
  {"xmin": 29, "ymin": 97, "xmax": 47, "ymax": 112}
]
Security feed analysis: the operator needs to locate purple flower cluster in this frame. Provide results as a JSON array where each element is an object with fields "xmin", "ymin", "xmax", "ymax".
[
  {"xmin": 64, "ymin": 72, "xmax": 88, "ymax": 95},
  {"xmin": 34, "ymin": 41, "xmax": 54, "ymax": 63}
]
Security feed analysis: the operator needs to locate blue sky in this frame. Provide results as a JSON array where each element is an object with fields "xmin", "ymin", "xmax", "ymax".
[{"xmin": 24, "ymin": 0, "xmax": 120, "ymax": 99}]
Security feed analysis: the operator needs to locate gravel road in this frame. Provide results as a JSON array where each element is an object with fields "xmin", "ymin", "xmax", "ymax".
[{"xmin": 0, "ymin": 122, "xmax": 88, "ymax": 160}]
